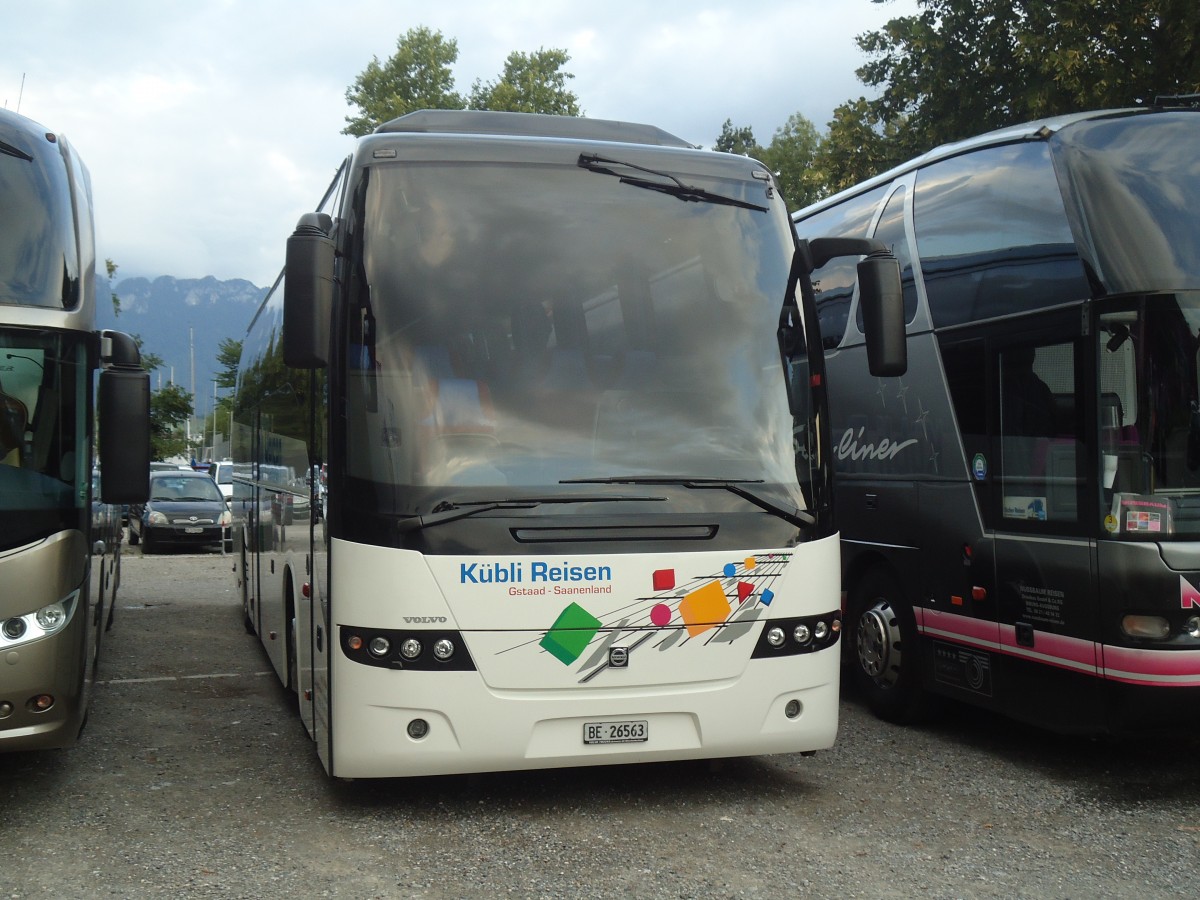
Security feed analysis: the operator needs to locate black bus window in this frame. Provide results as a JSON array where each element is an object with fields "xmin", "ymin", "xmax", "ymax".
[
  {"xmin": 794, "ymin": 185, "xmax": 887, "ymax": 350},
  {"xmin": 859, "ymin": 184, "xmax": 918, "ymax": 331},
  {"xmin": 914, "ymin": 143, "xmax": 1090, "ymax": 329},
  {"xmin": 998, "ymin": 341, "xmax": 1080, "ymax": 526}
]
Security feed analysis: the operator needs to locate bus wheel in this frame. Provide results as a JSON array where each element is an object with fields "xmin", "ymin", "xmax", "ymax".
[{"xmin": 849, "ymin": 570, "xmax": 930, "ymax": 724}]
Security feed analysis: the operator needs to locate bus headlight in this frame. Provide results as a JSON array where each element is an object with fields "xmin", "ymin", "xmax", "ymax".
[
  {"xmin": 2, "ymin": 618, "xmax": 26, "ymax": 640},
  {"xmin": 0, "ymin": 592, "xmax": 78, "ymax": 648},
  {"xmin": 432, "ymin": 638, "xmax": 455, "ymax": 661},
  {"xmin": 1186, "ymin": 616, "xmax": 1200, "ymax": 640},
  {"xmin": 36, "ymin": 603, "xmax": 67, "ymax": 631},
  {"xmin": 1121, "ymin": 614, "xmax": 1170, "ymax": 640}
]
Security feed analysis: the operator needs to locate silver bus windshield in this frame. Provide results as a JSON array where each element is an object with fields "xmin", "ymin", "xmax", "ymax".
[
  {"xmin": 0, "ymin": 329, "xmax": 89, "ymax": 547},
  {"xmin": 0, "ymin": 123, "xmax": 79, "ymax": 309},
  {"xmin": 344, "ymin": 158, "xmax": 803, "ymax": 507}
]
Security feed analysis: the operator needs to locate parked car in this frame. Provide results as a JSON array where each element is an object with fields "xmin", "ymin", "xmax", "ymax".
[
  {"xmin": 210, "ymin": 459, "xmax": 234, "ymax": 505},
  {"xmin": 128, "ymin": 470, "xmax": 231, "ymax": 554}
]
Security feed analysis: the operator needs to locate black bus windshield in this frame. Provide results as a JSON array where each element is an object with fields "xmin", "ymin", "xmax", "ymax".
[
  {"xmin": 1055, "ymin": 111, "xmax": 1200, "ymax": 295},
  {"xmin": 1100, "ymin": 294, "xmax": 1200, "ymax": 538},
  {"xmin": 343, "ymin": 157, "xmax": 804, "ymax": 511}
]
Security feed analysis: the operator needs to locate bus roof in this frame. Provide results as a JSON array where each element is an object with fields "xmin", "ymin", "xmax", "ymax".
[
  {"xmin": 374, "ymin": 109, "xmax": 695, "ymax": 149},
  {"xmin": 793, "ymin": 105, "xmax": 1198, "ymax": 220}
]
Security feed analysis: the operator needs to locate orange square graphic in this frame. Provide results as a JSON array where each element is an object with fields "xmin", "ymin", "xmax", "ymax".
[{"xmin": 678, "ymin": 580, "xmax": 732, "ymax": 637}]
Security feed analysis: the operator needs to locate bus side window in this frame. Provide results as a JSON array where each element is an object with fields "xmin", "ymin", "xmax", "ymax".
[
  {"xmin": 914, "ymin": 143, "xmax": 1091, "ymax": 329},
  {"xmin": 859, "ymin": 184, "xmax": 918, "ymax": 330},
  {"xmin": 794, "ymin": 185, "xmax": 887, "ymax": 350},
  {"xmin": 997, "ymin": 341, "xmax": 1081, "ymax": 527}
]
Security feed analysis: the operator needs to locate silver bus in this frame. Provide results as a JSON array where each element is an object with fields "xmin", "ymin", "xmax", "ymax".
[{"xmin": 1, "ymin": 107, "xmax": 149, "ymax": 751}]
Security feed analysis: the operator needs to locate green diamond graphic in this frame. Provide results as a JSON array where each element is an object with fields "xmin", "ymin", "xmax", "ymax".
[{"xmin": 540, "ymin": 602, "xmax": 602, "ymax": 665}]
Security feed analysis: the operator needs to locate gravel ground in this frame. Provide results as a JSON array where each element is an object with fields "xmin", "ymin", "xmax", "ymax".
[{"xmin": 3, "ymin": 547, "xmax": 1200, "ymax": 899}]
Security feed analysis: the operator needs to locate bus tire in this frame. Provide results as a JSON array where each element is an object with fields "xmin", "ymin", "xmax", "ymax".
[{"xmin": 848, "ymin": 568, "xmax": 932, "ymax": 724}]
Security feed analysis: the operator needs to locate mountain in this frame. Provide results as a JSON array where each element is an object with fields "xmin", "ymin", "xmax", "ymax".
[{"xmin": 96, "ymin": 275, "xmax": 268, "ymax": 406}]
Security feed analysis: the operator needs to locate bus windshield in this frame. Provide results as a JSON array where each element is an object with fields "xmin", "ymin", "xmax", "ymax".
[
  {"xmin": 1100, "ymin": 294, "xmax": 1200, "ymax": 538},
  {"xmin": 0, "ymin": 126, "xmax": 79, "ymax": 309},
  {"xmin": 0, "ymin": 328, "xmax": 89, "ymax": 549},
  {"xmin": 344, "ymin": 158, "xmax": 803, "ymax": 510},
  {"xmin": 1057, "ymin": 112, "xmax": 1200, "ymax": 295}
]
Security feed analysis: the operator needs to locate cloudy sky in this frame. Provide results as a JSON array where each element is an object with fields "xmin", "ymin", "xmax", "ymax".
[{"xmin": 4, "ymin": 0, "xmax": 919, "ymax": 288}]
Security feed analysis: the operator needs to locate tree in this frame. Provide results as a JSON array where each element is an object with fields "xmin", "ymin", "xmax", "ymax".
[
  {"xmin": 131, "ymin": 334, "xmax": 163, "ymax": 374},
  {"xmin": 856, "ymin": 0, "xmax": 1200, "ymax": 155},
  {"xmin": 808, "ymin": 98, "xmax": 905, "ymax": 196},
  {"xmin": 149, "ymin": 382, "xmax": 194, "ymax": 461},
  {"xmin": 713, "ymin": 119, "xmax": 761, "ymax": 156},
  {"xmin": 759, "ymin": 113, "xmax": 823, "ymax": 212},
  {"xmin": 469, "ymin": 48, "xmax": 581, "ymax": 114},
  {"xmin": 215, "ymin": 338, "xmax": 242, "ymax": 391},
  {"xmin": 343, "ymin": 26, "xmax": 466, "ymax": 136},
  {"xmin": 106, "ymin": 258, "xmax": 121, "ymax": 317}
]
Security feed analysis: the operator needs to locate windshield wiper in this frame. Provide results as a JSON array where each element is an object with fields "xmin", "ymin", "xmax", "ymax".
[
  {"xmin": 0, "ymin": 140, "xmax": 34, "ymax": 163},
  {"xmin": 396, "ymin": 493, "xmax": 666, "ymax": 533},
  {"xmin": 577, "ymin": 153, "xmax": 769, "ymax": 213},
  {"xmin": 560, "ymin": 476, "xmax": 815, "ymax": 528}
]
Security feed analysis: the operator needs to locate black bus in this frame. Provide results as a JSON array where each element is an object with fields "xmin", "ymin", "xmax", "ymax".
[{"xmin": 792, "ymin": 103, "xmax": 1200, "ymax": 734}]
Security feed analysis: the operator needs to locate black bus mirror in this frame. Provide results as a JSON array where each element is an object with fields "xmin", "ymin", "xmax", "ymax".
[
  {"xmin": 97, "ymin": 363, "xmax": 150, "ymax": 504},
  {"xmin": 858, "ymin": 252, "xmax": 907, "ymax": 377},
  {"xmin": 284, "ymin": 212, "xmax": 335, "ymax": 369}
]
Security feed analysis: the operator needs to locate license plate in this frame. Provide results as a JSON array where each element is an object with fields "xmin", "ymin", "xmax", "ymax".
[
  {"xmin": 184, "ymin": 526, "xmax": 203, "ymax": 534},
  {"xmin": 583, "ymin": 720, "xmax": 648, "ymax": 745}
]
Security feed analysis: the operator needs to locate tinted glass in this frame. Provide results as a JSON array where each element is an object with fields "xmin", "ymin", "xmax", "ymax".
[
  {"xmin": 345, "ymin": 156, "xmax": 803, "ymax": 505},
  {"xmin": 1054, "ymin": 112, "xmax": 1200, "ymax": 295},
  {"xmin": 0, "ymin": 111, "xmax": 80, "ymax": 309},
  {"xmin": 0, "ymin": 329, "xmax": 89, "ymax": 549},
  {"xmin": 859, "ymin": 185, "xmax": 918, "ymax": 329},
  {"xmin": 794, "ymin": 185, "xmax": 887, "ymax": 349},
  {"xmin": 914, "ymin": 142, "xmax": 1090, "ymax": 328}
]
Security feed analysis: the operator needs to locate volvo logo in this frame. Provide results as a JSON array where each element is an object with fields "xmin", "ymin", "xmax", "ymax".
[{"xmin": 608, "ymin": 646, "xmax": 629, "ymax": 668}]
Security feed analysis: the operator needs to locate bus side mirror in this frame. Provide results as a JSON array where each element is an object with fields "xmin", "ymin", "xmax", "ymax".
[
  {"xmin": 284, "ymin": 212, "xmax": 335, "ymax": 369},
  {"xmin": 97, "ymin": 350, "xmax": 150, "ymax": 504},
  {"xmin": 857, "ymin": 252, "xmax": 907, "ymax": 377}
]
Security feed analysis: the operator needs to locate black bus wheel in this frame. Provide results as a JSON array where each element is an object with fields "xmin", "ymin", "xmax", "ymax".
[{"xmin": 848, "ymin": 569, "xmax": 934, "ymax": 724}]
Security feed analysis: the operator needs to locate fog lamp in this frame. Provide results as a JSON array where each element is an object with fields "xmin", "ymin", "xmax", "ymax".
[
  {"xmin": 784, "ymin": 699, "xmax": 802, "ymax": 719},
  {"xmin": 36, "ymin": 603, "xmax": 66, "ymax": 631},
  {"xmin": 29, "ymin": 694, "xmax": 54, "ymax": 712},
  {"xmin": 1121, "ymin": 615, "xmax": 1170, "ymax": 640},
  {"xmin": 0, "ymin": 701, "xmax": 13, "ymax": 719},
  {"xmin": 2, "ymin": 618, "xmax": 25, "ymax": 640},
  {"xmin": 407, "ymin": 718, "xmax": 430, "ymax": 739}
]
